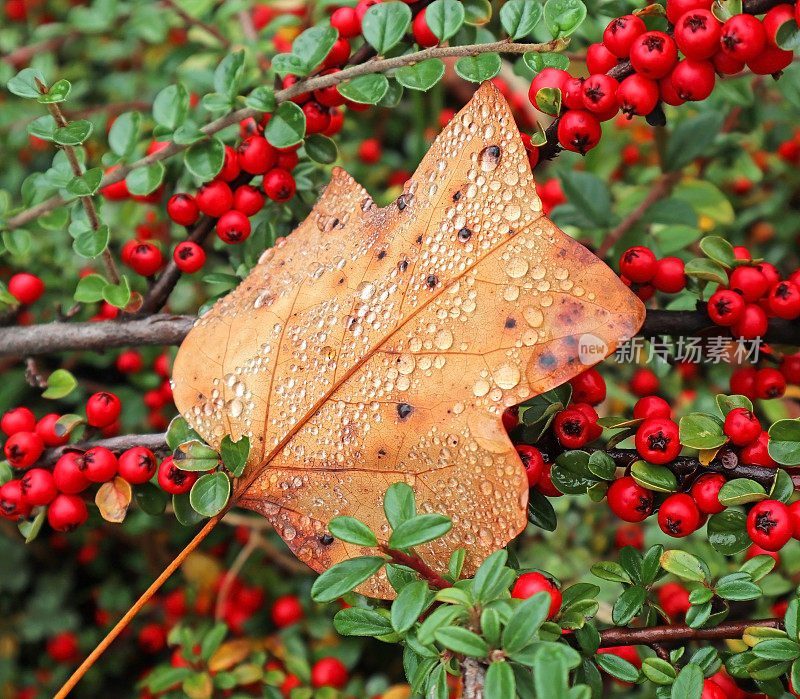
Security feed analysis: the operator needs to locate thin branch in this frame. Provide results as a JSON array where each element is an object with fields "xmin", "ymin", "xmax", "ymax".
[
  {"xmin": 382, "ymin": 546, "xmax": 453, "ymax": 589},
  {"xmin": 39, "ymin": 432, "xmax": 169, "ymax": 467},
  {"xmin": 215, "ymin": 531, "xmax": 259, "ymax": 620},
  {"xmin": 461, "ymin": 657, "xmax": 486, "ymax": 699},
  {"xmin": 598, "ymin": 617, "xmax": 783, "ymax": 646},
  {"xmin": 3, "ymin": 39, "xmax": 566, "ymax": 231}
]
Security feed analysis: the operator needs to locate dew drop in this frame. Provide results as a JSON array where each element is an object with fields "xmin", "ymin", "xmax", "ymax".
[
  {"xmin": 494, "ymin": 363, "xmax": 521, "ymax": 389},
  {"xmin": 506, "ymin": 258, "xmax": 529, "ymax": 279},
  {"xmin": 523, "ymin": 307, "xmax": 544, "ymax": 328},
  {"xmin": 434, "ymin": 329, "xmax": 453, "ymax": 350}
]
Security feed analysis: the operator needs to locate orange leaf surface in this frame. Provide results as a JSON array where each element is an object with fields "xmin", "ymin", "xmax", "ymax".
[{"xmin": 172, "ymin": 82, "xmax": 645, "ymax": 598}]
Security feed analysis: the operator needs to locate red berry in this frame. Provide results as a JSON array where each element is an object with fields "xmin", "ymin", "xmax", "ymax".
[
  {"xmin": 731, "ymin": 304, "xmax": 768, "ymax": 339},
  {"xmin": 116, "ymin": 350, "xmax": 144, "ymax": 374},
  {"xmin": 100, "ymin": 167, "xmax": 130, "ymax": 200},
  {"xmin": 552, "ymin": 407, "xmax": 590, "ymax": 448},
  {"xmin": 652, "ymin": 256, "xmax": 686, "ymax": 293},
  {"xmin": 574, "ymin": 402, "xmax": 602, "ymax": 441},
  {"xmin": 128, "ymin": 242, "xmax": 164, "ymax": 277},
  {"xmin": 323, "ymin": 38, "xmax": 351, "ymax": 68},
  {"xmin": 617, "ymin": 74, "xmax": 659, "ymax": 118},
  {"xmin": 263, "ymin": 168, "xmax": 296, "ymax": 203},
  {"xmin": 48, "ymin": 493, "xmax": 89, "ymax": 532},
  {"xmin": 691, "ymin": 473, "xmax": 726, "ymax": 514},
  {"xmin": 701, "ymin": 679, "xmax": 726, "ymax": 699},
  {"xmin": 569, "ymin": 368, "xmax": 606, "ymax": 405},
  {"xmin": 138, "ymin": 623, "xmax": 167, "ymax": 654},
  {"xmin": 535, "ymin": 462, "xmax": 563, "ymax": 498},
  {"xmin": 4, "ymin": 431, "xmax": 44, "ymax": 469},
  {"xmin": 670, "ymin": 59, "xmax": 715, "ymax": 102},
  {"xmin": 1, "ymin": 407, "xmax": 36, "ymax": 436},
  {"xmin": 0, "ymin": 479, "xmax": 30, "ymax": 520},
  {"xmin": 633, "ymin": 396, "xmax": 671, "ymax": 420},
  {"xmin": 237, "ymin": 135, "xmax": 277, "ymax": 175},
  {"xmin": 196, "ymin": 181, "xmax": 234, "ymax": 218},
  {"xmin": 528, "ymin": 68, "xmax": 571, "ymax": 115},
  {"xmin": 8, "ymin": 273, "xmax": 44, "ymax": 305},
  {"xmin": 658, "ymin": 493, "xmax": 700, "ymax": 537},
  {"xmin": 118, "ymin": 447, "xmax": 158, "ymax": 485},
  {"xmin": 166, "ymin": 193, "xmax": 199, "ymax": 227},
  {"xmin": 762, "ymin": 4, "xmax": 795, "ymax": 48},
  {"xmin": 712, "ymin": 50, "xmax": 745, "ymax": 75},
  {"xmin": 754, "ymin": 367, "xmax": 786, "ymax": 400},
  {"xmin": 658, "ymin": 581, "xmax": 691, "ymax": 619},
  {"xmin": 607, "ymin": 476, "xmax": 654, "ymax": 522},
  {"xmin": 157, "ymin": 456, "xmax": 199, "ymax": 495},
  {"xmin": 614, "ymin": 524, "xmax": 644, "ymax": 549},
  {"xmin": 81, "ymin": 446, "xmax": 118, "ymax": 483},
  {"xmin": 173, "ymin": 241, "xmax": 206, "ymax": 274},
  {"xmin": 330, "ymin": 6, "xmax": 360, "ymax": 38},
  {"xmin": 46, "ymin": 631, "xmax": 79, "ymax": 663},
  {"xmin": 218, "ymin": 144, "xmax": 241, "ymax": 181},
  {"xmin": 412, "ymin": 8, "xmax": 438, "ymax": 47},
  {"xmin": 747, "ymin": 44, "xmax": 793, "ymax": 75},
  {"xmin": 768, "ymin": 281, "xmax": 800, "ymax": 320},
  {"xmin": 729, "ymin": 266, "xmax": 768, "ymax": 302},
  {"xmin": 635, "ymin": 417, "xmax": 680, "ymax": 464},
  {"xmin": 302, "ymin": 101, "xmax": 332, "ymax": 135},
  {"xmin": 502, "ymin": 406, "xmax": 519, "ymax": 433},
  {"xmin": 311, "ymin": 657, "xmax": 349, "ymax": 689},
  {"xmin": 276, "ymin": 149, "xmax": 300, "ymax": 170},
  {"xmin": 781, "ymin": 352, "xmax": 800, "ymax": 384},
  {"xmin": 216, "ymin": 210, "xmax": 252, "ymax": 244},
  {"xmin": 630, "ymin": 368, "xmax": 659, "ymax": 397},
  {"xmin": 730, "ymin": 367, "xmax": 757, "ymax": 398},
  {"xmin": 723, "ymin": 407, "xmax": 761, "ymax": 446},
  {"xmin": 53, "ymin": 453, "xmax": 91, "ymax": 494},
  {"xmin": 587, "ymin": 42, "xmax": 620, "ymax": 74},
  {"xmin": 35, "ymin": 413, "xmax": 69, "ymax": 447},
  {"xmin": 357, "ymin": 138, "xmax": 382, "ymax": 164},
  {"xmin": 788, "ymin": 501, "xmax": 800, "ymax": 539},
  {"xmin": 674, "ymin": 9, "xmax": 721, "ymax": 59},
  {"xmin": 271, "ymin": 594, "xmax": 304, "ymax": 627},
  {"xmin": 86, "ymin": 392, "xmax": 121, "ymax": 428},
  {"xmin": 582, "ymin": 74, "xmax": 618, "ymax": 115},
  {"xmin": 707, "ymin": 289, "xmax": 745, "ymax": 326},
  {"xmin": 629, "ymin": 31, "xmax": 678, "ymax": 79},
  {"xmin": 757, "ymin": 262, "xmax": 781, "ymax": 288},
  {"xmin": 516, "ymin": 445, "xmax": 544, "ymax": 487},
  {"xmin": 741, "ymin": 430, "xmax": 776, "ymax": 467},
  {"xmin": 20, "ymin": 467, "xmax": 57, "ymax": 505},
  {"xmin": 721, "ymin": 14, "xmax": 766, "ymax": 62},
  {"xmin": 747, "ymin": 499, "xmax": 792, "ymax": 551},
  {"xmin": 602, "ymin": 15, "xmax": 646, "ymax": 58},
  {"xmin": 511, "ymin": 572, "xmax": 562, "ymax": 618},
  {"xmin": 323, "ymin": 107, "xmax": 345, "ymax": 136},
  {"xmin": 557, "ymin": 110, "xmax": 601, "ymax": 155}
]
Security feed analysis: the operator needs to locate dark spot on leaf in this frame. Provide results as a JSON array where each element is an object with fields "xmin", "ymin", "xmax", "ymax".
[
  {"xmin": 453, "ymin": 191, "xmax": 461, "ymax": 201},
  {"xmin": 458, "ymin": 227, "xmax": 472, "ymax": 242},
  {"xmin": 505, "ymin": 317, "xmax": 516, "ymax": 329},
  {"xmin": 377, "ymin": 250, "xmax": 386, "ymax": 260},
  {"xmin": 320, "ymin": 533, "xmax": 334, "ymax": 545},
  {"xmin": 397, "ymin": 403, "xmax": 413, "ymax": 420},
  {"xmin": 425, "ymin": 275, "xmax": 438, "ymax": 289}
]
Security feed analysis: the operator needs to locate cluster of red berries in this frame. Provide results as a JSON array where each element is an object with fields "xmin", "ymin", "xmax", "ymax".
[
  {"xmin": 116, "ymin": 350, "xmax": 174, "ymax": 431},
  {"xmin": 528, "ymin": 1, "xmax": 799, "ymax": 156},
  {"xmin": 618, "ymin": 245, "xmax": 687, "ymax": 299},
  {"xmin": 706, "ymin": 247, "xmax": 800, "ymax": 339},
  {"xmin": 730, "ymin": 363, "xmax": 790, "ymax": 402}
]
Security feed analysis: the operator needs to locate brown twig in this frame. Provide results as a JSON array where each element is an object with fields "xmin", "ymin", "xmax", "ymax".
[
  {"xmin": 215, "ymin": 530, "xmax": 259, "ymax": 620},
  {"xmin": 39, "ymin": 432, "xmax": 170, "ymax": 467},
  {"xmin": 598, "ymin": 617, "xmax": 783, "ymax": 646},
  {"xmin": 382, "ymin": 547, "xmax": 453, "ymax": 589}
]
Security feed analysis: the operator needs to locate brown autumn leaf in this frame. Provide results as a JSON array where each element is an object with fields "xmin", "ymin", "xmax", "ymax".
[
  {"xmin": 95, "ymin": 476, "xmax": 132, "ymax": 523},
  {"xmin": 172, "ymin": 82, "xmax": 645, "ymax": 598}
]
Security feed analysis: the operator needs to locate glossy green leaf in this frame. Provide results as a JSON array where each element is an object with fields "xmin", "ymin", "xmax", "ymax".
[
  {"xmin": 455, "ymin": 53, "xmax": 502, "ymax": 83},
  {"xmin": 42, "ymin": 369, "xmax": 78, "ymax": 399},
  {"xmin": 311, "ymin": 556, "xmax": 386, "ymax": 602},
  {"xmin": 395, "ymin": 59, "xmax": 446, "ymax": 91},
  {"xmin": 425, "ymin": 0, "xmax": 465, "ymax": 41},
  {"xmin": 362, "ymin": 1, "xmax": 411, "ymax": 54},
  {"xmin": 328, "ymin": 516, "xmax": 378, "ymax": 548},
  {"xmin": 337, "ymin": 74, "xmax": 389, "ymax": 104}
]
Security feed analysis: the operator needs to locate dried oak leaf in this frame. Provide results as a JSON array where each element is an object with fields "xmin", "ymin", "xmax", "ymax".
[{"xmin": 172, "ymin": 82, "xmax": 645, "ymax": 599}]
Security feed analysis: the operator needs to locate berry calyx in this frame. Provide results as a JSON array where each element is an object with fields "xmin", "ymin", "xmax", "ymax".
[
  {"xmin": 634, "ymin": 417, "xmax": 681, "ymax": 464},
  {"xmin": 216, "ymin": 210, "xmax": 252, "ymax": 244},
  {"xmin": 747, "ymin": 499, "xmax": 792, "ymax": 551},
  {"xmin": 173, "ymin": 241, "xmax": 206, "ymax": 274}
]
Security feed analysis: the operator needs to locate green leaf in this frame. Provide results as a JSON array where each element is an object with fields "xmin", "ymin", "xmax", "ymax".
[
  {"xmin": 19, "ymin": 506, "xmax": 47, "ymax": 543},
  {"xmin": 543, "ymin": 0, "xmax": 586, "ymax": 37},
  {"xmin": 716, "ymin": 394, "xmax": 753, "ymax": 415},
  {"xmin": 718, "ymin": 478, "xmax": 767, "ymax": 506},
  {"xmin": 699, "ymin": 236, "xmax": 736, "ymax": 269},
  {"xmin": 663, "ymin": 113, "xmax": 725, "ymax": 171},
  {"xmin": 485, "ymin": 661, "xmax": 515, "ymax": 698},
  {"xmin": 6, "ymin": 67, "xmax": 46, "ymax": 98},
  {"xmin": 534, "ymin": 643, "xmax": 579, "ymax": 695},
  {"xmin": 38, "ymin": 79, "xmax": 71, "ymax": 103},
  {"xmin": 184, "ymin": 138, "xmax": 225, "ymax": 181},
  {"xmin": 108, "ymin": 111, "xmax": 141, "ymax": 158},
  {"xmin": 292, "ymin": 23, "xmax": 338, "ymax": 73},
  {"xmin": 558, "ymin": 171, "xmax": 612, "ymax": 227},
  {"xmin": 685, "ymin": 258, "xmax": 729, "ymax": 286},
  {"xmin": 768, "ymin": 419, "xmax": 800, "ymax": 466},
  {"xmin": 153, "ymin": 84, "xmax": 189, "ymax": 130},
  {"xmin": 587, "ymin": 451, "xmax": 616, "ymax": 480},
  {"xmin": 716, "ymin": 572, "xmax": 761, "ymax": 601},
  {"xmin": 265, "ymin": 101, "xmax": 306, "ymax": 149},
  {"xmin": 612, "ymin": 585, "xmax": 646, "ymax": 625},
  {"xmin": 213, "ymin": 51, "xmax": 245, "ymax": 98},
  {"xmin": 471, "ymin": 549, "xmax": 511, "ymax": 602},
  {"xmin": 165, "ymin": 416, "xmax": 200, "ymax": 451},
  {"xmin": 707, "ymin": 509, "xmax": 750, "ymax": 555},
  {"xmin": 74, "ymin": 273, "xmax": 107, "ymax": 302},
  {"xmin": 673, "ymin": 180, "xmax": 734, "ymax": 225},
  {"xmin": 102, "ymin": 275, "xmax": 131, "ymax": 308},
  {"xmin": 126, "ymin": 162, "xmax": 164, "ymax": 196},
  {"xmin": 135, "ymin": 484, "xmax": 168, "ymax": 516},
  {"xmin": 500, "ymin": 0, "xmax": 542, "ymax": 38},
  {"xmin": 28, "ymin": 115, "xmax": 57, "ymax": 141},
  {"xmin": 219, "ymin": 435, "xmax": 250, "ymax": 478},
  {"xmin": 426, "ymin": 0, "xmax": 465, "ymax": 41},
  {"xmin": 434, "ymin": 626, "xmax": 489, "ymax": 657},
  {"xmin": 752, "ymin": 638, "xmax": 800, "ymax": 662},
  {"xmin": 631, "ymin": 460, "xmax": 677, "ymax": 493},
  {"xmin": 502, "ymin": 592, "xmax": 551, "ymax": 653},
  {"xmin": 173, "ymin": 492, "xmax": 205, "ymax": 526},
  {"xmin": 463, "ymin": 0, "xmax": 492, "ymax": 24},
  {"xmin": 739, "ymin": 554, "xmax": 776, "ymax": 582},
  {"xmin": 527, "ymin": 487, "xmax": 558, "ymax": 531},
  {"xmin": 455, "ymin": 53, "xmax": 502, "ymax": 83},
  {"xmin": 770, "ymin": 469, "xmax": 794, "ymax": 503},
  {"xmin": 679, "ymin": 413, "xmax": 727, "ymax": 450},
  {"xmin": 70, "ymin": 223, "xmax": 110, "ymax": 259},
  {"xmin": 642, "ymin": 657, "xmax": 678, "ymax": 685},
  {"xmin": 776, "ymin": 19, "xmax": 800, "ymax": 50},
  {"xmin": 328, "ymin": 516, "xmax": 378, "ymax": 548},
  {"xmin": 271, "ymin": 53, "xmax": 309, "ymax": 78},
  {"xmin": 391, "ymin": 580, "xmax": 430, "ymax": 633},
  {"xmin": 641, "ymin": 544, "xmax": 664, "ymax": 586},
  {"xmin": 200, "ymin": 622, "xmax": 227, "ymax": 661},
  {"xmin": 590, "ymin": 561, "xmax": 631, "ymax": 584},
  {"xmin": 304, "ymin": 133, "xmax": 338, "ymax": 164},
  {"xmin": 596, "ymin": 651, "xmax": 639, "ymax": 683},
  {"xmin": 66, "ymin": 168, "xmax": 104, "ymax": 197},
  {"xmin": 388, "ymin": 513, "xmax": 452, "ymax": 549},
  {"xmin": 362, "ymin": 1, "xmax": 412, "ymax": 53},
  {"xmin": 659, "ymin": 550, "xmax": 707, "ymax": 582},
  {"xmin": 42, "ymin": 369, "xmax": 78, "ymax": 399},
  {"xmin": 244, "ymin": 86, "xmax": 276, "ymax": 113},
  {"xmin": 786, "ymin": 598, "xmax": 800, "ymax": 641},
  {"xmin": 384, "ymin": 482, "xmax": 416, "ymax": 528},
  {"xmin": 54, "ymin": 120, "xmax": 93, "ymax": 146},
  {"xmin": 449, "ymin": 548, "xmax": 465, "ymax": 580},
  {"xmin": 524, "ymin": 51, "xmax": 570, "ymax": 73},
  {"xmin": 338, "ymin": 73, "xmax": 389, "ymax": 104},
  {"xmin": 189, "ymin": 472, "xmax": 230, "ymax": 517},
  {"xmin": 334, "ymin": 607, "xmax": 394, "ymax": 636},
  {"xmin": 671, "ymin": 663, "xmax": 703, "ymax": 699},
  {"xmin": 311, "ymin": 556, "xmax": 386, "ymax": 602},
  {"xmin": 395, "ymin": 59, "xmax": 446, "ymax": 91}
]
